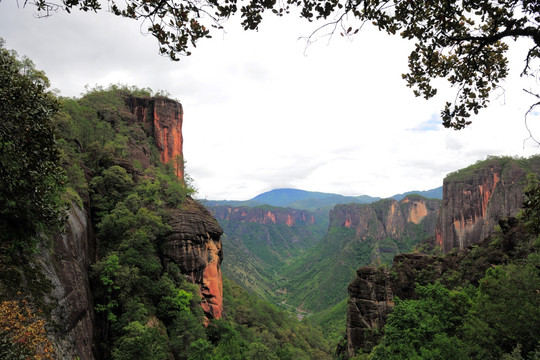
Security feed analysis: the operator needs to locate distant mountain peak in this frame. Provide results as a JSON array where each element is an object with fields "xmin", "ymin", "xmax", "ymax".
[{"xmin": 203, "ymin": 187, "xmax": 443, "ymax": 211}]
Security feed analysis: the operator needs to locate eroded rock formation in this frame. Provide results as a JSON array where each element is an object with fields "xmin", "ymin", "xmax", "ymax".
[
  {"xmin": 346, "ymin": 243, "xmax": 513, "ymax": 357},
  {"xmin": 127, "ymin": 96, "xmax": 184, "ymax": 180},
  {"xmin": 328, "ymin": 196, "xmax": 440, "ymax": 263},
  {"xmin": 127, "ymin": 96, "xmax": 224, "ymax": 318},
  {"xmin": 209, "ymin": 206, "xmax": 316, "ymax": 226},
  {"xmin": 436, "ymin": 156, "xmax": 540, "ymax": 253},
  {"xmin": 163, "ymin": 197, "xmax": 224, "ymax": 319},
  {"xmin": 331, "ymin": 197, "xmax": 440, "ymax": 239},
  {"xmin": 36, "ymin": 204, "xmax": 96, "ymax": 360},
  {"xmin": 347, "ymin": 267, "xmax": 393, "ymax": 356}
]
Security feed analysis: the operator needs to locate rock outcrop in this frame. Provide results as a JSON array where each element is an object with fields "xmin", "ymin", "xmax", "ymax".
[
  {"xmin": 127, "ymin": 96, "xmax": 224, "ymax": 318},
  {"xmin": 345, "ymin": 155, "xmax": 540, "ymax": 358},
  {"xmin": 35, "ymin": 204, "xmax": 96, "ymax": 360},
  {"xmin": 126, "ymin": 96, "xmax": 184, "ymax": 180},
  {"xmin": 163, "ymin": 197, "xmax": 224, "ymax": 319},
  {"xmin": 331, "ymin": 196, "xmax": 440, "ymax": 238},
  {"xmin": 436, "ymin": 156, "xmax": 540, "ymax": 253},
  {"xmin": 209, "ymin": 206, "xmax": 315, "ymax": 226},
  {"xmin": 345, "ymin": 237, "xmax": 515, "ymax": 358},
  {"xmin": 346, "ymin": 267, "xmax": 393, "ymax": 356}
]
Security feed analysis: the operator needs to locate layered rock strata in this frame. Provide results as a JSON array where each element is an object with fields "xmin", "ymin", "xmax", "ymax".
[
  {"xmin": 36, "ymin": 204, "xmax": 96, "ymax": 360},
  {"xmin": 127, "ymin": 96, "xmax": 184, "ymax": 180},
  {"xmin": 210, "ymin": 206, "xmax": 316, "ymax": 226},
  {"xmin": 436, "ymin": 156, "xmax": 540, "ymax": 253},
  {"xmin": 163, "ymin": 197, "xmax": 224, "ymax": 319}
]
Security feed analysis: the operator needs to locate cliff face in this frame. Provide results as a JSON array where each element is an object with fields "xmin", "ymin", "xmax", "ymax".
[
  {"xmin": 436, "ymin": 157, "xmax": 540, "ymax": 253},
  {"xmin": 210, "ymin": 206, "xmax": 315, "ymax": 226},
  {"xmin": 35, "ymin": 205, "xmax": 96, "ymax": 360},
  {"xmin": 163, "ymin": 198, "xmax": 224, "ymax": 319},
  {"xmin": 345, "ymin": 157, "xmax": 540, "ymax": 357},
  {"xmin": 347, "ymin": 267, "xmax": 393, "ymax": 356},
  {"xmin": 126, "ymin": 96, "xmax": 184, "ymax": 180},
  {"xmin": 329, "ymin": 196, "xmax": 440, "ymax": 263},
  {"xmin": 345, "ymin": 215, "xmax": 532, "ymax": 358},
  {"xmin": 331, "ymin": 197, "xmax": 440, "ymax": 238},
  {"xmin": 127, "ymin": 96, "xmax": 223, "ymax": 318}
]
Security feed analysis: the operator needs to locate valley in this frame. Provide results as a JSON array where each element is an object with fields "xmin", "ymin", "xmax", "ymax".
[{"xmin": 204, "ymin": 188, "xmax": 443, "ymax": 340}]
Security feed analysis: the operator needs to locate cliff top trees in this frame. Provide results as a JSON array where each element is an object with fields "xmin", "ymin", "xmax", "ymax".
[
  {"xmin": 0, "ymin": 39, "xmax": 65, "ymax": 251},
  {"xmin": 25, "ymin": 0, "xmax": 540, "ymax": 129}
]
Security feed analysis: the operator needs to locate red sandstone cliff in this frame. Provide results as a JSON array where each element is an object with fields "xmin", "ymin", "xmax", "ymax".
[
  {"xmin": 126, "ymin": 96, "xmax": 184, "ymax": 180},
  {"xmin": 163, "ymin": 198, "xmax": 224, "ymax": 319},
  {"xmin": 329, "ymin": 196, "xmax": 440, "ymax": 251},
  {"xmin": 345, "ymin": 156, "xmax": 540, "ymax": 358},
  {"xmin": 125, "ymin": 96, "xmax": 223, "ymax": 319},
  {"xmin": 209, "ymin": 205, "xmax": 316, "ymax": 227},
  {"xmin": 435, "ymin": 156, "xmax": 540, "ymax": 253}
]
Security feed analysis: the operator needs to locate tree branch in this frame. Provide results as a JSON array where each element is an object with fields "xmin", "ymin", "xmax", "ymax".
[{"xmin": 523, "ymin": 88, "xmax": 540, "ymax": 146}]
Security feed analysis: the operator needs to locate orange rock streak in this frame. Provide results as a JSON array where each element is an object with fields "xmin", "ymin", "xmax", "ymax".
[
  {"xmin": 153, "ymin": 100, "xmax": 184, "ymax": 181},
  {"xmin": 407, "ymin": 201, "xmax": 428, "ymax": 224},
  {"xmin": 286, "ymin": 214, "xmax": 294, "ymax": 227},
  {"xmin": 200, "ymin": 240, "xmax": 223, "ymax": 319}
]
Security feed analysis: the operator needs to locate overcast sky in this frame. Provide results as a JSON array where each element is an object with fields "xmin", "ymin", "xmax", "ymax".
[{"xmin": 1, "ymin": 1, "xmax": 539, "ymax": 200}]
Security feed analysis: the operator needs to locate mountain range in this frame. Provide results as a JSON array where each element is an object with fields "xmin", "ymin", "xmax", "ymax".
[{"xmin": 201, "ymin": 186, "xmax": 443, "ymax": 210}]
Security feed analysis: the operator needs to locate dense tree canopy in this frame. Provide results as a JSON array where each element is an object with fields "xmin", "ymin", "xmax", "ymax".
[
  {"xmin": 26, "ymin": 0, "xmax": 540, "ymax": 128},
  {"xmin": 0, "ymin": 39, "xmax": 65, "ymax": 250}
]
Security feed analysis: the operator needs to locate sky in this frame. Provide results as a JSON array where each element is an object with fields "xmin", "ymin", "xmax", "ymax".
[{"xmin": 1, "ymin": 1, "xmax": 539, "ymax": 200}]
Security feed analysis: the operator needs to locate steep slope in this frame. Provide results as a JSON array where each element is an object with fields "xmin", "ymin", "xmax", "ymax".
[
  {"xmin": 436, "ymin": 156, "xmax": 540, "ymax": 253},
  {"xmin": 163, "ymin": 198, "xmax": 224, "ymax": 319},
  {"xmin": 0, "ymin": 204, "xmax": 97, "ymax": 360},
  {"xmin": 279, "ymin": 196, "xmax": 440, "ymax": 313},
  {"xmin": 85, "ymin": 90, "xmax": 225, "ymax": 320},
  {"xmin": 344, "ymin": 155, "xmax": 540, "ymax": 358}
]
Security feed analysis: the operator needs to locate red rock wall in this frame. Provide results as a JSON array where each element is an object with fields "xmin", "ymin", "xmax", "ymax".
[
  {"xmin": 163, "ymin": 198, "xmax": 224, "ymax": 320},
  {"xmin": 210, "ymin": 206, "xmax": 316, "ymax": 226},
  {"xmin": 330, "ymin": 197, "xmax": 440, "ymax": 241},
  {"xmin": 127, "ymin": 96, "xmax": 184, "ymax": 181},
  {"xmin": 435, "ymin": 158, "xmax": 540, "ymax": 253},
  {"xmin": 127, "ymin": 96, "xmax": 222, "ymax": 319}
]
